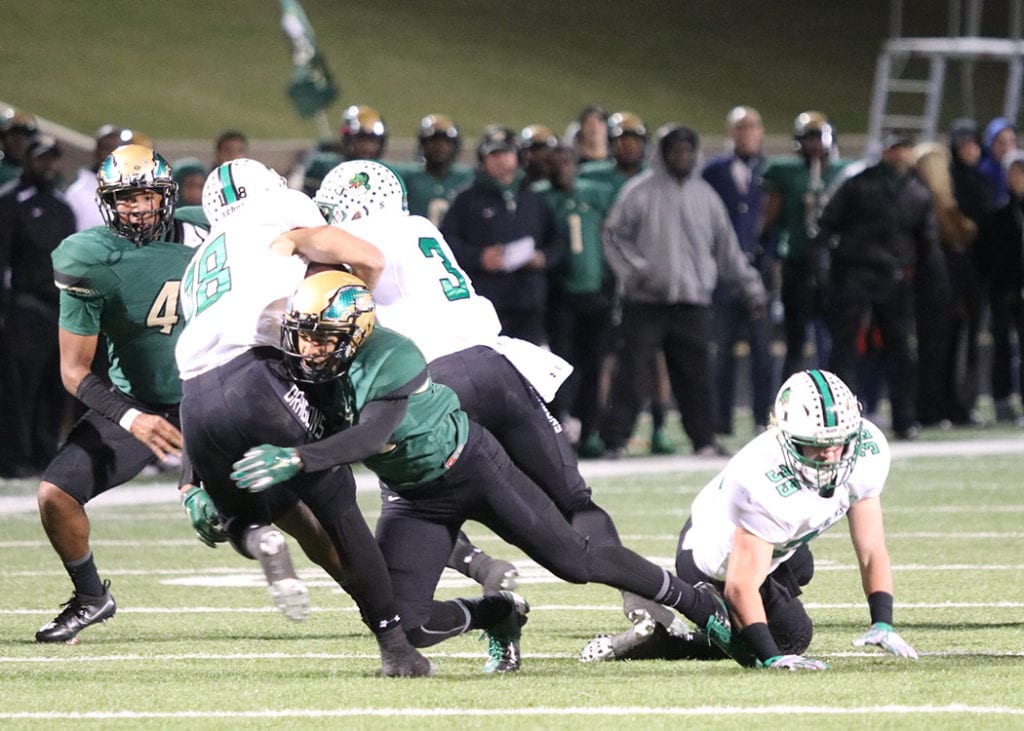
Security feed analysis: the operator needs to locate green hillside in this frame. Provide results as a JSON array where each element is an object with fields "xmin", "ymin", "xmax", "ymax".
[{"xmin": 1, "ymin": 1, "xmax": 1014, "ymax": 142}]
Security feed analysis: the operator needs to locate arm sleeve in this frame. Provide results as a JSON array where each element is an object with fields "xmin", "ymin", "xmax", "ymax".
[{"xmin": 297, "ymin": 396, "xmax": 409, "ymax": 472}]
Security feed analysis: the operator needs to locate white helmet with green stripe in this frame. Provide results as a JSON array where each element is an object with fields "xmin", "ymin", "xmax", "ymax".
[
  {"xmin": 202, "ymin": 158, "xmax": 287, "ymax": 225},
  {"xmin": 314, "ymin": 160, "xmax": 408, "ymax": 225},
  {"xmin": 772, "ymin": 369, "xmax": 863, "ymax": 496}
]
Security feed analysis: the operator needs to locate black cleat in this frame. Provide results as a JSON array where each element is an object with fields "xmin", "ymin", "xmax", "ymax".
[
  {"xmin": 35, "ymin": 580, "xmax": 116, "ymax": 643},
  {"xmin": 377, "ymin": 625, "xmax": 436, "ymax": 678},
  {"xmin": 483, "ymin": 591, "xmax": 530, "ymax": 673}
]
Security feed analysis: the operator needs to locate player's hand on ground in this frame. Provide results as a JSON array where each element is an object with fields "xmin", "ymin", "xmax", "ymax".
[
  {"xmin": 758, "ymin": 654, "xmax": 830, "ymax": 671},
  {"xmin": 230, "ymin": 445, "xmax": 302, "ymax": 492},
  {"xmin": 852, "ymin": 622, "xmax": 918, "ymax": 659},
  {"xmin": 130, "ymin": 413, "xmax": 183, "ymax": 461},
  {"xmin": 180, "ymin": 485, "xmax": 228, "ymax": 547}
]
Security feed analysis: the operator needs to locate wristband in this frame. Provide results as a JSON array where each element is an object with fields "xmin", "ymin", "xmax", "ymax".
[
  {"xmin": 118, "ymin": 408, "xmax": 142, "ymax": 432},
  {"xmin": 739, "ymin": 622, "xmax": 782, "ymax": 663},
  {"xmin": 867, "ymin": 591, "xmax": 894, "ymax": 626}
]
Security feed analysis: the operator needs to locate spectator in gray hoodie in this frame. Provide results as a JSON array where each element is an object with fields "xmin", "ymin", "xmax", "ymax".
[{"xmin": 600, "ymin": 125, "xmax": 767, "ymax": 457}]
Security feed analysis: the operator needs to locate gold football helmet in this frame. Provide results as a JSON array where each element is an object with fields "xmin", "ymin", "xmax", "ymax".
[
  {"xmin": 95, "ymin": 144, "xmax": 177, "ymax": 245},
  {"xmin": 281, "ymin": 271, "xmax": 376, "ymax": 383}
]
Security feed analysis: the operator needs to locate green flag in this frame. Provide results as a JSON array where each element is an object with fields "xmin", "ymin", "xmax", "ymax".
[{"xmin": 280, "ymin": 0, "xmax": 339, "ymax": 119}]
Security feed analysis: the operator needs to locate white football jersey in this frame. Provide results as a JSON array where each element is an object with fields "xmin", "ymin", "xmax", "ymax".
[
  {"xmin": 682, "ymin": 419, "xmax": 890, "ymax": 580},
  {"xmin": 175, "ymin": 189, "xmax": 324, "ymax": 379},
  {"xmin": 337, "ymin": 214, "xmax": 502, "ymax": 362}
]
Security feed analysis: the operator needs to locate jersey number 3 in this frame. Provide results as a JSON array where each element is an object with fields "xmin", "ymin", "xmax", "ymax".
[{"xmin": 418, "ymin": 236, "xmax": 469, "ymax": 301}]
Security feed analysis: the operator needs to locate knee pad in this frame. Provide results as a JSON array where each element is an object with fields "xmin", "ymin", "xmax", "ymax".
[{"xmin": 770, "ymin": 611, "xmax": 814, "ymax": 655}]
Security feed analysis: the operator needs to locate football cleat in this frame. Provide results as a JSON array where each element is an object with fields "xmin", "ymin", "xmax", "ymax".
[
  {"xmin": 35, "ymin": 580, "xmax": 117, "ymax": 643},
  {"xmin": 376, "ymin": 625, "xmax": 436, "ymax": 678},
  {"xmin": 622, "ymin": 593, "xmax": 691, "ymax": 638},
  {"xmin": 252, "ymin": 527, "xmax": 309, "ymax": 622},
  {"xmin": 650, "ymin": 428, "xmax": 676, "ymax": 455},
  {"xmin": 694, "ymin": 581, "xmax": 732, "ymax": 656},
  {"xmin": 579, "ymin": 622, "xmax": 658, "ymax": 663},
  {"xmin": 483, "ymin": 591, "xmax": 530, "ymax": 673},
  {"xmin": 479, "ymin": 559, "xmax": 519, "ymax": 597}
]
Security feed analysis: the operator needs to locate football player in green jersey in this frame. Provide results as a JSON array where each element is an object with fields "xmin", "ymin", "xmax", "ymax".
[
  {"xmin": 401, "ymin": 114, "xmax": 474, "ymax": 226},
  {"xmin": 35, "ymin": 145, "xmax": 206, "ymax": 644},
  {"xmin": 231, "ymin": 272, "xmax": 738, "ymax": 674}
]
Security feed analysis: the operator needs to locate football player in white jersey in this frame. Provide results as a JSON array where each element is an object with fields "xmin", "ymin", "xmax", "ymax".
[
  {"xmin": 175, "ymin": 159, "xmax": 432, "ymax": 678},
  {"xmin": 580, "ymin": 370, "xmax": 918, "ymax": 670},
  {"xmin": 314, "ymin": 160, "xmax": 687, "ymax": 632}
]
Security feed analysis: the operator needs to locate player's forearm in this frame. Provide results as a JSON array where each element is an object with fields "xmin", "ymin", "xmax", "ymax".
[
  {"xmin": 723, "ymin": 583, "xmax": 767, "ymax": 630},
  {"xmin": 859, "ymin": 552, "xmax": 894, "ymax": 601},
  {"xmin": 289, "ymin": 226, "xmax": 385, "ymax": 288},
  {"xmin": 297, "ymin": 398, "xmax": 408, "ymax": 472}
]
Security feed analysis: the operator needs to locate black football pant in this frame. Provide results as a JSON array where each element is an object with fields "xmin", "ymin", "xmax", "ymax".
[
  {"xmin": 180, "ymin": 347, "xmax": 400, "ymax": 634},
  {"xmin": 376, "ymin": 421, "xmax": 705, "ymax": 647},
  {"xmin": 430, "ymin": 345, "xmax": 619, "ymax": 545},
  {"xmin": 673, "ymin": 518, "xmax": 814, "ymax": 665}
]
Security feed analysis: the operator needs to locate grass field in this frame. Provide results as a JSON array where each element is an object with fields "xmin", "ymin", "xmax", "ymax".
[{"xmin": 2, "ymin": 430, "xmax": 1023, "ymax": 729}]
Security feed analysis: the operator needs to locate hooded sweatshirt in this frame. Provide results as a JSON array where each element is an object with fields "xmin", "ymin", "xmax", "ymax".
[{"xmin": 602, "ymin": 127, "xmax": 765, "ymax": 307}]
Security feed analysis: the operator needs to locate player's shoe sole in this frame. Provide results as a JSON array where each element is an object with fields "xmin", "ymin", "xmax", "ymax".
[{"xmin": 253, "ymin": 527, "xmax": 309, "ymax": 622}]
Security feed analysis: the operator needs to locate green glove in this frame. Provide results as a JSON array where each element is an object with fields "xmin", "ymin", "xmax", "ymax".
[
  {"xmin": 181, "ymin": 485, "xmax": 228, "ymax": 547},
  {"xmin": 230, "ymin": 444, "xmax": 302, "ymax": 492}
]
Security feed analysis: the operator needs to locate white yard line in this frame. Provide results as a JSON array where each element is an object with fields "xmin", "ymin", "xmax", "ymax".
[
  {"xmin": 3, "ymin": 600, "xmax": 1023, "ymax": 617},
  {"xmin": 2, "ymin": 437, "xmax": 1022, "ymax": 515},
  {"xmin": 1, "ymin": 704, "xmax": 1023, "ymax": 720}
]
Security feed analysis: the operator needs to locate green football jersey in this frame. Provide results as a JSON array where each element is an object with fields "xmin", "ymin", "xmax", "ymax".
[
  {"xmin": 331, "ymin": 326, "xmax": 468, "ymax": 488},
  {"xmin": 761, "ymin": 156, "xmax": 850, "ymax": 261},
  {"xmin": 577, "ymin": 160, "xmax": 641, "ymax": 200},
  {"xmin": 402, "ymin": 164, "xmax": 475, "ymax": 227},
  {"xmin": 538, "ymin": 178, "xmax": 614, "ymax": 294},
  {"xmin": 51, "ymin": 221, "xmax": 198, "ymax": 405}
]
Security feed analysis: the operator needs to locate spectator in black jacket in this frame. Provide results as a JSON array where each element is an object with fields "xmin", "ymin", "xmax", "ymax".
[
  {"xmin": 0, "ymin": 135, "xmax": 78, "ymax": 475},
  {"xmin": 982, "ymin": 149, "xmax": 1024, "ymax": 426},
  {"xmin": 815, "ymin": 130, "xmax": 947, "ymax": 440},
  {"xmin": 441, "ymin": 125, "xmax": 563, "ymax": 345}
]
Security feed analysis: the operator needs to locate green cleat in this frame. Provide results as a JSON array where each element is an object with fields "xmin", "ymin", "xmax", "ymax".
[
  {"xmin": 694, "ymin": 581, "xmax": 732, "ymax": 656},
  {"xmin": 483, "ymin": 591, "xmax": 530, "ymax": 673}
]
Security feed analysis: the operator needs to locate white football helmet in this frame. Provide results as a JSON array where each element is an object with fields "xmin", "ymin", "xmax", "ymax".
[
  {"xmin": 771, "ymin": 369, "xmax": 863, "ymax": 496},
  {"xmin": 314, "ymin": 160, "xmax": 408, "ymax": 225},
  {"xmin": 203, "ymin": 158, "xmax": 287, "ymax": 225}
]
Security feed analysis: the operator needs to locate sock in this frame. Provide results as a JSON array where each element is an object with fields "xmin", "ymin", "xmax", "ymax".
[
  {"xmin": 410, "ymin": 595, "xmax": 511, "ymax": 648},
  {"xmin": 653, "ymin": 572, "xmax": 712, "ymax": 627},
  {"xmin": 65, "ymin": 551, "xmax": 104, "ymax": 597},
  {"xmin": 446, "ymin": 531, "xmax": 481, "ymax": 577}
]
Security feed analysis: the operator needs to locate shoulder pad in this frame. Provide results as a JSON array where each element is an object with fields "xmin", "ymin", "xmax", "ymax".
[{"xmin": 51, "ymin": 227, "xmax": 126, "ymax": 297}]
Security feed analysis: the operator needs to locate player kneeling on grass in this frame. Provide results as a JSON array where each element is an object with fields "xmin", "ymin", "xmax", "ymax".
[{"xmin": 580, "ymin": 369, "xmax": 918, "ymax": 670}]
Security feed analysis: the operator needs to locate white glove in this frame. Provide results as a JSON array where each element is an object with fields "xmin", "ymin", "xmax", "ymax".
[
  {"xmin": 759, "ymin": 654, "xmax": 829, "ymax": 671},
  {"xmin": 852, "ymin": 622, "xmax": 918, "ymax": 659}
]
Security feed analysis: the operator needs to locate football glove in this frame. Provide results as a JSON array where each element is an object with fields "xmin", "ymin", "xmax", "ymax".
[
  {"xmin": 230, "ymin": 445, "xmax": 302, "ymax": 492},
  {"xmin": 852, "ymin": 622, "xmax": 918, "ymax": 659},
  {"xmin": 758, "ymin": 654, "xmax": 830, "ymax": 671},
  {"xmin": 181, "ymin": 485, "xmax": 228, "ymax": 547}
]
